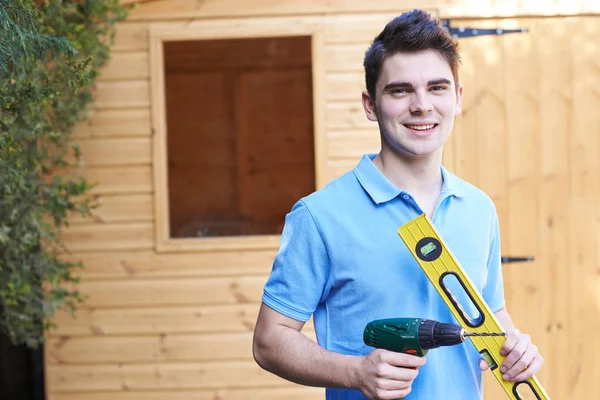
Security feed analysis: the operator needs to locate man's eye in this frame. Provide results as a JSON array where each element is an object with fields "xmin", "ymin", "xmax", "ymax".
[
  {"xmin": 430, "ymin": 86, "xmax": 447, "ymax": 91},
  {"xmin": 392, "ymin": 89, "xmax": 407, "ymax": 94}
]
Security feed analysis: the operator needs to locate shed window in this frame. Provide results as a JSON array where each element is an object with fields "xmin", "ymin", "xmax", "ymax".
[{"xmin": 163, "ymin": 36, "xmax": 316, "ymax": 238}]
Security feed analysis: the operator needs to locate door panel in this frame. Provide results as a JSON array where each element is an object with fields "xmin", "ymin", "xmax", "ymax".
[{"xmin": 450, "ymin": 17, "xmax": 600, "ymax": 400}]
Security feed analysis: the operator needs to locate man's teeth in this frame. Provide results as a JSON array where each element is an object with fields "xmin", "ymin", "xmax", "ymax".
[{"xmin": 406, "ymin": 124, "xmax": 435, "ymax": 131}]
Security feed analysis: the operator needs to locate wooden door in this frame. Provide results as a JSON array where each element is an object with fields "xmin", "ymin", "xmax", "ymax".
[{"xmin": 447, "ymin": 16, "xmax": 600, "ymax": 399}]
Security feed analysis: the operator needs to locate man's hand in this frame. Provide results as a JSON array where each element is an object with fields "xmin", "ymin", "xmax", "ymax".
[
  {"xmin": 354, "ymin": 349, "xmax": 426, "ymax": 400},
  {"xmin": 479, "ymin": 328, "xmax": 544, "ymax": 382}
]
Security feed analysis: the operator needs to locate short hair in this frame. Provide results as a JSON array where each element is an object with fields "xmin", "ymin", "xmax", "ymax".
[{"xmin": 363, "ymin": 9, "xmax": 461, "ymax": 100}]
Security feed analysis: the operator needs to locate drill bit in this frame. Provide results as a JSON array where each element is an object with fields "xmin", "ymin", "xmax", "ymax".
[
  {"xmin": 460, "ymin": 328, "xmax": 506, "ymax": 341},
  {"xmin": 458, "ymin": 329, "xmax": 506, "ymax": 342}
]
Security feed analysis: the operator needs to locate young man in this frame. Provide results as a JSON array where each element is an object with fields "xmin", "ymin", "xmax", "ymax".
[{"xmin": 253, "ymin": 9, "xmax": 544, "ymax": 400}]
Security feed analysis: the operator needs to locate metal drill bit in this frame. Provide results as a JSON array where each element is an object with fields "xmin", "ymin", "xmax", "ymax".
[{"xmin": 459, "ymin": 329, "xmax": 506, "ymax": 341}]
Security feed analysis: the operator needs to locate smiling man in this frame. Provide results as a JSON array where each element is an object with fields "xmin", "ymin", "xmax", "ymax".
[{"xmin": 253, "ymin": 9, "xmax": 543, "ymax": 400}]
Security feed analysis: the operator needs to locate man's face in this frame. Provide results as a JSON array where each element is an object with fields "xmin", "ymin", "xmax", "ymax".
[{"xmin": 362, "ymin": 49, "xmax": 463, "ymax": 160}]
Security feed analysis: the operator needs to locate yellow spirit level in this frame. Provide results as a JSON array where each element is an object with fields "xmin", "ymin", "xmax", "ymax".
[{"xmin": 398, "ymin": 214, "xmax": 550, "ymax": 400}]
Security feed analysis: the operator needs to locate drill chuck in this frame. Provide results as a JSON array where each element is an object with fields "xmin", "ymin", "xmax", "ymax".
[{"xmin": 417, "ymin": 319, "xmax": 465, "ymax": 349}]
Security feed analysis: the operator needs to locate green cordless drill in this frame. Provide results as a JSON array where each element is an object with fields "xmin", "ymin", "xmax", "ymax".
[{"xmin": 363, "ymin": 318, "xmax": 505, "ymax": 398}]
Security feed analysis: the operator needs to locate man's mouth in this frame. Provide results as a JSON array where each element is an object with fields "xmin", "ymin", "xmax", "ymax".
[{"xmin": 404, "ymin": 123, "xmax": 438, "ymax": 131}]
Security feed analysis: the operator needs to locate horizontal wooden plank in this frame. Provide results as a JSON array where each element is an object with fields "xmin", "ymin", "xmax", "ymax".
[
  {"xmin": 62, "ymin": 249, "xmax": 277, "ymax": 280},
  {"xmin": 51, "ymin": 388, "xmax": 322, "ymax": 400},
  {"xmin": 325, "ymin": 44, "xmax": 364, "ymax": 72},
  {"xmin": 112, "ymin": 22, "xmax": 149, "ymax": 51},
  {"xmin": 78, "ymin": 276, "xmax": 266, "ymax": 308},
  {"xmin": 327, "ymin": 130, "xmax": 380, "ymax": 158},
  {"xmin": 94, "ymin": 81, "xmax": 150, "ymax": 109},
  {"xmin": 49, "ymin": 304, "xmax": 259, "ymax": 336},
  {"xmin": 49, "ymin": 387, "xmax": 324, "ymax": 400},
  {"xmin": 46, "ymin": 332, "xmax": 253, "ymax": 364},
  {"xmin": 325, "ymin": 72, "xmax": 365, "ymax": 101},
  {"xmin": 324, "ymin": 13, "xmax": 411, "ymax": 44},
  {"xmin": 128, "ymin": 0, "xmax": 434, "ymax": 21},
  {"xmin": 125, "ymin": 0, "xmax": 600, "ymax": 21},
  {"xmin": 83, "ymin": 166, "xmax": 153, "ymax": 194},
  {"xmin": 46, "ymin": 360, "xmax": 291, "ymax": 392},
  {"xmin": 325, "ymin": 159, "xmax": 360, "ymax": 182},
  {"xmin": 99, "ymin": 52, "xmax": 149, "ymax": 81},
  {"xmin": 326, "ymin": 101, "xmax": 374, "ymax": 130},
  {"xmin": 73, "ymin": 109, "xmax": 151, "ymax": 138},
  {"xmin": 443, "ymin": 0, "xmax": 600, "ymax": 18},
  {"xmin": 46, "ymin": 331, "xmax": 316, "ymax": 364},
  {"xmin": 149, "ymin": 16, "xmax": 323, "ymax": 40},
  {"xmin": 77, "ymin": 138, "xmax": 151, "ymax": 166},
  {"xmin": 50, "ymin": 303, "xmax": 314, "ymax": 337},
  {"xmin": 61, "ymin": 223, "xmax": 154, "ymax": 252},
  {"xmin": 69, "ymin": 194, "xmax": 153, "ymax": 224}
]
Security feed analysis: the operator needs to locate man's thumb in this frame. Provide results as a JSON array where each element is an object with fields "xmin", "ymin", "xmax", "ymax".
[{"xmin": 479, "ymin": 357, "xmax": 490, "ymax": 371}]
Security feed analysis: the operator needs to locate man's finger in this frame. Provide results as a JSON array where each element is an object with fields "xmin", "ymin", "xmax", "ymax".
[
  {"xmin": 501, "ymin": 334, "xmax": 530, "ymax": 373},
  {"xmin": 377, "ymin": 363, "xmax": 419, "ymax": 382},
  {"xmin": 382, "ymin": 351, "xmax": 426, "ymax": 368},
  {"xmin": 377, "ymin": 387, "xmax": 412, "ymax": 400},
  {"xmin": 504, "ymin": 344, "xmax": 538, "ymax": 380},
  {"xmin": 510, "ymin": 355, "xmax": 544, "ymax": 382},
  {"xmin": 500, "ymin": 329, "xmax": 521, "ymax": 356}
]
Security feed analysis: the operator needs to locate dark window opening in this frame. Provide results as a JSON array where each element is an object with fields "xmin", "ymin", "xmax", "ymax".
[{"xmin": 164, "ymin": 36, "xmax": 316, "ymax": 238}]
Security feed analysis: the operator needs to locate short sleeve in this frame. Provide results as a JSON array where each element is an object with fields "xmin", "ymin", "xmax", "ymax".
[
  {"xmin": 481, "ymin": 211, "xmax": 506, "ymax": 313},
  {"xmin": 262, "ymin": 200, "xmax": 331, "ymax": 322}
]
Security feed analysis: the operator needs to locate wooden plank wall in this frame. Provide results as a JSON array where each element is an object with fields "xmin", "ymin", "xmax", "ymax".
[
  {"xmin": 452, "ymin": 17, "xmax": 600, "ymax": 399},
  {"xmin": 46, "ymin": 1, "xmax": 600, "ymax": 398},
  {"xmin": 46, "ymin": 9, "xmax": 406, "ymax": 400}
]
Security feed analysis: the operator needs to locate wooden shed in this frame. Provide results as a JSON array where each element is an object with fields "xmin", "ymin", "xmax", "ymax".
[{"xmin": 47, "ymin": 1, "xmax": 600, "ymax": 399}]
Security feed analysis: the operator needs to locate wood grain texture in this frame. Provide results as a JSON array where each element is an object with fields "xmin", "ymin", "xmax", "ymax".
[
  {"xmin": 68, "ymin": 194, "xmax": 154, "ymax": 224},
  {"xmin": 62, "ymin": 249, "xmax": 276, "ymax": 280},
  {"xmin": 72, "ymin": 109, "xmax": 151, "ymax": 139},
  {"xmin": 46, "ymin": 361, "xmax": 293, "ymax": 392},
  {"xmin": 122, "ymin": 0, "xmax": 600, "ymax": 21},
  {"xmin": 49, "ymin": 387, "xmax": 323, "ymax": 400},
  {"xmin": 46, "ymin": 10, "xmax": 600, "ymax": 400},
  {"xmin": 83, "ymin": 166, "xmax": 152, "ymax": 195},
  {"xmin": 46, "ymin": 331, "xmax": 316, "ymax": 364}
]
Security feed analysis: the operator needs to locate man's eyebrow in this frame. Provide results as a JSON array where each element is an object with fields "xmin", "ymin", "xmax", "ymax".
[
  {"xmin": 382, "ymin": 78, "xmax": 452, "ymax": 92},
  {"xmin": 382, "ymin": 81, "xmax": 413, "ymax": 92},
  {"xmin": 428, "ymin": 78, "xmax": 452, "ymax": 86}
]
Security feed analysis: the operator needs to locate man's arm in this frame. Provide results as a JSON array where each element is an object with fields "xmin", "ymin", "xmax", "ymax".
[
  {"xmin": 483, "ymin": 307, "xmax": 544, "ymax": 382},
  {"xmin": 253, "ymin": 303, "xmax": 425, "ymax": 399}
]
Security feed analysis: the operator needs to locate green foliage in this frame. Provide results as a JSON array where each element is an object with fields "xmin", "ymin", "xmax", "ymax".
[{"xmin": 0, "ymin": 0, "xmax": 129, "ymax": 348}]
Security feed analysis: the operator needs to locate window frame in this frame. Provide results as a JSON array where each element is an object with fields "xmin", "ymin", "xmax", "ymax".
[{"xmin": 149, "ymin": 18, "xmax": 326, "ymax": 253}]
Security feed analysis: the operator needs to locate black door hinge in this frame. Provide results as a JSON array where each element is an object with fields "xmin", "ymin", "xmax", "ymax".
[
  {"xmin": 501, "ymin": 256, "xmax": 534, "ymax": 264},
  {"xmin": 442, "ymin": 19, "xmax": 528, "ymax": 38}
]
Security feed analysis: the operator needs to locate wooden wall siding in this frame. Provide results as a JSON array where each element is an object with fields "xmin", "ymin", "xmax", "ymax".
[
  {"xmin": 119, "ymin": 0, "xmax": 600, "ymax": 21},
  {"xmin": 48, "ymin": 6, "xmax": 600, "ymax": 400},
  {"xmin": 52, "ymin": 12, "xmax": 397, "ymax": 398},
  {"xmin": 450, "ymin": 17, "xmax": 600, "ymax": 399},
  {"xmin": 50, "ymin": 387, "xmax": 324, "ymax": 400}
]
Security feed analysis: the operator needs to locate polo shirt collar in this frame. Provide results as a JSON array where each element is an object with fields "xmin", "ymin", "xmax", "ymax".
[{"xmin": 353, "ymin": 153, "xmax": 466, "ymax": 205}]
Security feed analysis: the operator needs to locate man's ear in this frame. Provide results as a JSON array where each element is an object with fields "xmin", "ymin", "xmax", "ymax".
[
  {"xmin": 454, "ymin": 84, "xmax": 464, "ymax": 116},
  {"xmin": 362, "ymin": 90, "xmax": 378, "ymax": 122}
]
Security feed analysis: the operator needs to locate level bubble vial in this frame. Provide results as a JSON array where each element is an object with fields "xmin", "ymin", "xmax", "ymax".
[{"xmin": 420, "ymin": 242, "xmax": 437, "ymax": 257}]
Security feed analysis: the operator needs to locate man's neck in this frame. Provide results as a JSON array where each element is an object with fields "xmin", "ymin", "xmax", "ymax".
[{"xmin": 372, "ymin": 148, "xmax": 443, "ymax": 197}]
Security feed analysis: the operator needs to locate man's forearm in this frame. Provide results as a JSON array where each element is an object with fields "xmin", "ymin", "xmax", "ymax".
[
  {"xmin": 494, "ymin": 307, "xmax": 515, "ymax": 331},
  {"xmin": 253, "ymin": 324, "xmax": 360, "ymax": 389}
]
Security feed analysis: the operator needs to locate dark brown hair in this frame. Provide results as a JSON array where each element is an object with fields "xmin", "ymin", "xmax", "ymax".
[{"xmin": 363, "ymin": 9, "xmax": 461, "ymax": 100}]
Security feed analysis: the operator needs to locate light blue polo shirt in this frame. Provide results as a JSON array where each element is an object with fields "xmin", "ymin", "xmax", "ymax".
[{"xmin": 262, "ymin": 153, "xmax": 505, "ymax": 399}]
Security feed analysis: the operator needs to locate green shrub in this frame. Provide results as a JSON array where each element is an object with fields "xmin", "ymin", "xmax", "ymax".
[{"xmin": 0, "ymin": 0, "xmax": 129, "ymax": 348}]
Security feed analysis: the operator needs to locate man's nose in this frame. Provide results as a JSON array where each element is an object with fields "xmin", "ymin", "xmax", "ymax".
[{"xmin": 409, "ymin": 91, "xmax": 433, "ymax": 114}]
